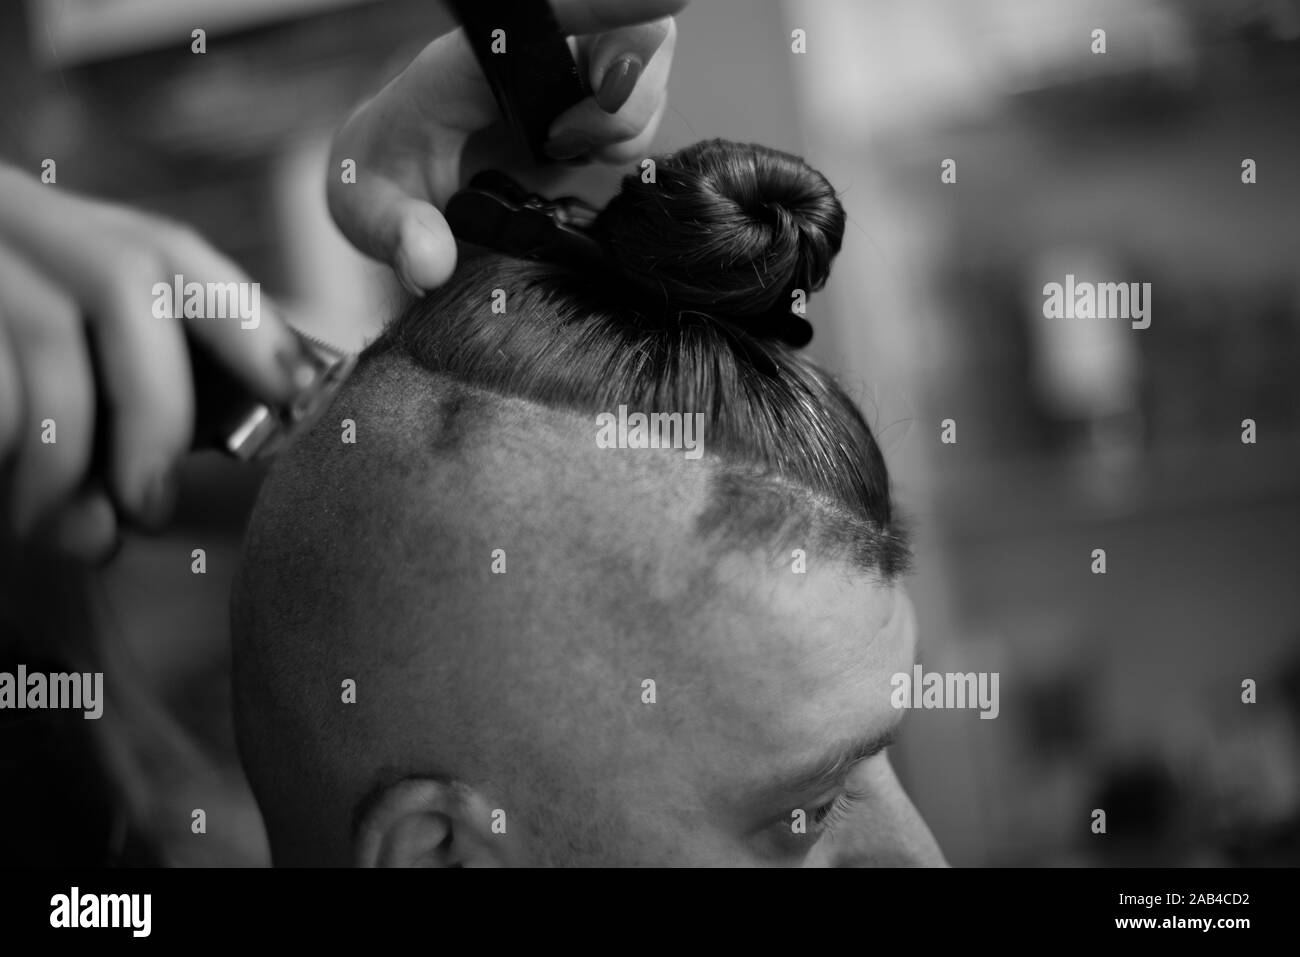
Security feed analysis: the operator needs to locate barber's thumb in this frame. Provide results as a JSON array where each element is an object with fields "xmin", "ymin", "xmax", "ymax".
[
  {"xmin": 587, "ymin": 19, "xmax": 672, "ymax": 114},
  {"xmin": 389, "ymin": 200, "xmax": 458, "ymax": 296}
]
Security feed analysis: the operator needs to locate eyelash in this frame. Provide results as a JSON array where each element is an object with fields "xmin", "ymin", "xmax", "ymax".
[{"xmin": 810, "ymin": 792, "xmax": 854, "ymax": 833}]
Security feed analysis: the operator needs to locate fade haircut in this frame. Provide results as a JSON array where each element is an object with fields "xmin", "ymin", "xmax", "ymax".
[{"xmin": 363, "ymin": 139, "xmax": 910, "ymax": 577}]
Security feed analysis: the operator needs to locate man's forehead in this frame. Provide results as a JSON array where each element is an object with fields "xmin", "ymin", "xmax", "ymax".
[
  {"xmin": 700, "ymin": 550, "xmax": 909, "ymax": 678},
  {"xmin": 662, "ymin": 555, "xmax": 916, "ymax": 787}
]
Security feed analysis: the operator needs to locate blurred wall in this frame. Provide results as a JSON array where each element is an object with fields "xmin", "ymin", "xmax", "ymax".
[{"xmin": 784, "ymin": 0, "xmax": 1300, "ymax": 865}]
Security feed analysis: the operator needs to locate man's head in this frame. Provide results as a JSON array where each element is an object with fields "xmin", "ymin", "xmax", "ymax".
[{"xmin": 231, "ymin": 140, "xmax": 944, "ymax": 866}]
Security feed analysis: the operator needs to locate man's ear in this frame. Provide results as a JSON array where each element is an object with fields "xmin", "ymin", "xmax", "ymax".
[{"xmin": 354, "ymin": 778, "xmax": 521, "ymax": 867}]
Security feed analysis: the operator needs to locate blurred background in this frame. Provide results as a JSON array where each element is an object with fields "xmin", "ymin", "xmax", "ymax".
[{"xmin": 1, "ymin": 0, "xmax": 1298, "ymax": 866}]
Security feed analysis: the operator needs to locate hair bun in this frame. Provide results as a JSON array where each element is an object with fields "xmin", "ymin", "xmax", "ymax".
[{"xmin": 594, "ymin": 139, "xmax": 845, "ymax": 341}]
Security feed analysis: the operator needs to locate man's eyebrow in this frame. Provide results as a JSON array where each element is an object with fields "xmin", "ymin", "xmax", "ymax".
[
  {"xmin": 782, "ymin": 714, "xmax": 906, "ymax": 798},
  {"xmin": 772, "ymin": 618, "xmax": 919, "ymax": 801}
]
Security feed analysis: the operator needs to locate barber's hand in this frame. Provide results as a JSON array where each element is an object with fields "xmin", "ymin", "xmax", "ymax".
[
  {"xmin": 327, "ymin": 0, "xmax": 684, "ymax": 295},
  {"xmin": 0, "ymin": 165, "xmax": 318, "ymax": 562}
]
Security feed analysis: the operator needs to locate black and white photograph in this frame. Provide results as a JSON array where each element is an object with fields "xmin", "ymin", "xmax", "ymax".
[{"xmin": 0, "ymin": 0, "xmax": 1296, "ymax": 940}]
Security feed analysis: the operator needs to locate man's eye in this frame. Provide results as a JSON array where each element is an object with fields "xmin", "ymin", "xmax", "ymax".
[
  {"xmin": 758, "ymin": 793, "xmax": 856, "ymax": 860},
  {"xmin": 809, "ymin": 793, "xmax": 852, "ymax": 832}
]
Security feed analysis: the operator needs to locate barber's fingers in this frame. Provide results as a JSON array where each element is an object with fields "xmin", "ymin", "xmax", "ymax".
[
  {"xmin": 43, "ymin": 487, "xmax": 119, "ymax": 564},
  {"xmin": 0, "ymin": 245, "xmax": 97, "ymax": 541},
  {"xmin": 585, "ymin": 17, "xmax": 674, "ymax": 114},
  {"xmin": 161, "ymin": 223, "xmax": 318, "ymax": 405},
  {"xmin": 83, "ymin": 241, "xmax": 193, "ymax": 529},
  {"xmin": 337, "ymin": 175, "xmax": 458, "ymax": 296},
  {"xmin": 3, "ymin": 199, "xmax": 326, "ymax": 527},
  {"xmin": 388, "ymin": 197, "xmax": 458, "ymax": 295},
  {"xmin": 326, "ymin": 3, "xmax": 688, "ymax": 289},
  {"xmin": 592, "ymin": 96, "xmax": 667, "ymax": 164},
  {"xmin": 549, "ymin": 0, "xmax": 687, "ymax": 35},
  {"xmin": 398, "ymin": 30, "xmax": 498, "ymax": 131},
  {"xmin": 546, "ymin": 17, "xmax": 676, "ymax": 159},
  {"xmin": 2, "ymin": 193, "xmax": 311, "ymax": 412}
]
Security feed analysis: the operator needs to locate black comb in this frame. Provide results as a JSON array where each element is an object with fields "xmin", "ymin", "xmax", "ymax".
[{"xmin": 447, "ymin": 0, "xmax": 590, "ymax": 166}]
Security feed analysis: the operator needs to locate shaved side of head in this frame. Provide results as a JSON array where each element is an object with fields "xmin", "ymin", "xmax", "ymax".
[
  {"xmin": 230, "ymin": 179, "xmax": 931, "ymax": 863},
  {"xmin": 230, "ymin": 142, "xmax": 948, "ymax": 866},
  {"xmin": 233, "ymin": 353, "xmax": 741, "ymax": 864}
]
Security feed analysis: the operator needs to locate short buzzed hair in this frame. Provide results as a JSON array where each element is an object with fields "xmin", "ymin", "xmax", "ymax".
[
  {"xmin": 232, "ymin": 354, "xmax": 746, "ymax": 862},
  {"xmin": 232, "ymin": 141, "xmax": 910, "ymax": 862}
]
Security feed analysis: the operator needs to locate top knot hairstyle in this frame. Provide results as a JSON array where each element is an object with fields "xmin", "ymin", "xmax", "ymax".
[
  {"xmin": 596, "ymin": 139, "xmax": 845, "ymax": 340},
  {"xmin": 365, "ymin": 139, "xmax": 910, "ymax": 578}
]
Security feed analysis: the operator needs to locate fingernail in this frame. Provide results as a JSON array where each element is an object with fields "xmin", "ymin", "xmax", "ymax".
[
  {"xmin": 545, "ymin": 130, "xmax": 594, "ymax": 160},
  {"xmin": 596, "ymin": 55, "xmax": 642, "ymax": 114}
]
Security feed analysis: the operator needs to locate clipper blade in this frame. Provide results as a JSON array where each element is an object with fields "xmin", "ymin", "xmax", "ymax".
[{"xmin": 221, "ymin": 329, "xmax": 356, "ymax": 462}]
